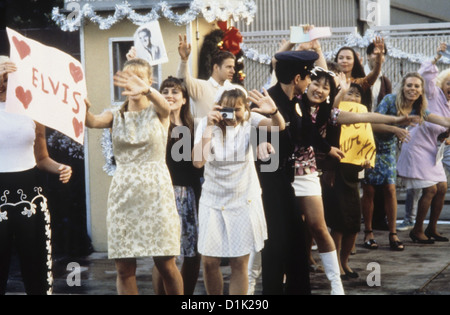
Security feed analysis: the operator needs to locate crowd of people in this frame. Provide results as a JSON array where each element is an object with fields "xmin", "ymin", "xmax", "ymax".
[{"xmin": 1, "ymin": 26, "xmax": 450, "ymax": 295}]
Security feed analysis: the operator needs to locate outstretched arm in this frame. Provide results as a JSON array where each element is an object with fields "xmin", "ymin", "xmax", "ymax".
[
  {"xmin": 337, "ymin": 111, "xmax": 419, "ymax": 126},
  {"xmin": 34, "ymin": 122, "xmax": 72, "ymax": 184},
  {"xmin": 84, "ymin": 99, "xmax": 113, "ymax": 129},
  {"xmin": 248, "ymin": 89, "xmax": 286, "ymax": 131},
  {"xmin": 113, "ymin": 70, "xmax": 170, "ymax": 119},
  {"xmin": 426, "ymin": 113, "xmax": 450, "ymax": 129}
]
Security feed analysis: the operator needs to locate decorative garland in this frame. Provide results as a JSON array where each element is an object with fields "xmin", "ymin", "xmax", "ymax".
[
  {"xmin": 101, "ymin": 129, "xmax": 117, "ymax": 176},
  {"xmin": 52, "ymin": 0, "xmax": 257, "ymax": 32},
  {"xmin": 243, "ymin": 29, "xmax": 450, "ymax": 66}
]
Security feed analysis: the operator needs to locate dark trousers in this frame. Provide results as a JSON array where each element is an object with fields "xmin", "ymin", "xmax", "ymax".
[
  {"xmin": 258, "ymin": 169, "xmax": 311, "ymax": 295},
  {"xmin": 0, "ymin": 169, "xmax": 52, "ymax": 295}
]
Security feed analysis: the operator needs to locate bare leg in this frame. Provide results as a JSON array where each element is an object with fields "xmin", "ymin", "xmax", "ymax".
[
  {"xmin": 427, "ymin": 182, "xmax": 447, "ymax": 236},
  {"xmin": 412, "ymin": 185, "xmax": 437, "ymax": 240},
  {"xmin": 202, "ymin": 256, "xmax": 223, "ymax": 295},
  {"xmin": 340, "ymin": 233, "xmax": 358, "ymax": 273},
  {"xmin": 297, "ymin": 196, "xmax": 336, "ymax": 253},
  {"xmin": 229, "ymin": 255, "xmax": 250, "ymax": 295},
  {"xmin": 383, "ymin": 184, "xmax": 403, "ymax": 248},
  {"xmin": 153, "ymin": 256, "xmax": 184, "ymax": 295},
  {"xmin": 115, "ymin": 258, "xmax": 138, "ymax": 295},
  {"xmin": 362, "ymin": 184, "xmax": 375, "ymax": 243},
  {"xmin": 182, "ymin": 255, "xmax": 202, "ymax": 295}
]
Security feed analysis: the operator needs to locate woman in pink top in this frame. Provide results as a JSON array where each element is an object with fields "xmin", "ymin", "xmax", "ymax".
[{"xmin": 398, "ymin": 43, "xmax": 450, "ymax": 244}]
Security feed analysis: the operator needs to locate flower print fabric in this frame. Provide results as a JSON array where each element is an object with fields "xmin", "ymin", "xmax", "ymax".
[{"xmin": 107, "ymin": 106, "xmax": 180, "ymax": 259}]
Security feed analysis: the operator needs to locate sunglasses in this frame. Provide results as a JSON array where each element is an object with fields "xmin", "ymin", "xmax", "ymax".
[{"xmin": 310, "ymin": 66, "xmax": 336, "ymax": 77}]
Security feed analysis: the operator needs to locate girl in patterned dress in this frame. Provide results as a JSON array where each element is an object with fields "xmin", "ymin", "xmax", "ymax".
[{"xmin": 192, "ymin": 85, "xmax": 284, "ymax": 295}]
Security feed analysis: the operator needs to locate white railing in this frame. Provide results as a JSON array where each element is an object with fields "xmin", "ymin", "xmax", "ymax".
[{"xmin": 241, "ymin": 23, "xmax": 450, "ymax": 91}]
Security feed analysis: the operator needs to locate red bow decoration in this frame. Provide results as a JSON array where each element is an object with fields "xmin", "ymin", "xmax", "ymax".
[
  {"xmin": 222, "ymin": 27, "xmax": 243, "ymax": 55},
  {"xmin": 217, "ymin": 21, "xmax": 243, "ymax": 56}
]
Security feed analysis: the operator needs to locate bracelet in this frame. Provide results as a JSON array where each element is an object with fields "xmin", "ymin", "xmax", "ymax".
[
  {"xmin": 144, "ymin": 87, "xmax": 153, "ymax": 97},
  {"xmin": 270, "ymin": 108, "xmax": 279, "ymax": 116}
]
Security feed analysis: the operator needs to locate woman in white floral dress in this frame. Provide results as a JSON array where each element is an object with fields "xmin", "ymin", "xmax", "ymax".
[{"xmin": 85, "ymin": 58, "xmax": 182, "ymax": 295}]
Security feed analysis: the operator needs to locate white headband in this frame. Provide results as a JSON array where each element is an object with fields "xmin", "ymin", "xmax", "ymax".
[{"xmin": 214, "ymin": 83, "xmax": 248, "ymax": 104}]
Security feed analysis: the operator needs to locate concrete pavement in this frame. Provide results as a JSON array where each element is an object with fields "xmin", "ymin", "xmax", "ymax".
[{"xmin": 5, "ymin": 204, "xmax": 450, "ymax": 295}]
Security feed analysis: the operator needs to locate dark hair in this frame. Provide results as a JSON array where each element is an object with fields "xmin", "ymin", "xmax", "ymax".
[
  {"xmin": 160, "ymin": 76, "xmax": 194, "ymax": 143},
  {"xmin": 334, "ymin": 47, "xmax": 366, "ymax": 79},
  {"xmin": 348, "ymin": 82, "xmax": 364, "ymax": 97},
  {"xmin": 367, "ymin": 42, "xmax": 388, "ymax": 55},
  {"xmin": 304, "ymin": 70, "xmax": 337, "ymax": 129},
  {"xmin": 212, "ymin": 51, "xmax": 236, "ymax": 68},
  {"xmin": 275, "ymin": 62, "xmax": 311, "ymax": 84},
  {"xmin": 326, "ymin": 61, "xmax": 341, "ymax": 75},
  {"xmin": 334, "ymin": 48, "xmax": 374, "ymax": 110}
]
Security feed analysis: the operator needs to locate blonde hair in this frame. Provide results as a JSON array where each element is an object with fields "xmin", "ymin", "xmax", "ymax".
[
  {"xmin": 396, "ymin": 72, "xmax": 428, "ymax": 119},
  {"xmin": 217, "ymin": 88, "xmax": 251, "ymax": 137},
  {"xmin": 437, "ymin": 68, "xmax": 450, "ymax": 91},
  {"xmin": 119, "ymin": 58, "xmax": 153, "ymax": 116},
  {"xmin": 123, "ymin": 58, "xmax": 153, "ymax": 82}
]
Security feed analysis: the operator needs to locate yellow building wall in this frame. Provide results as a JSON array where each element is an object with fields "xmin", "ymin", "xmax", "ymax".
[{"xmin": 82, "ymin": 17, "xmax": 215, "ymax": 252}]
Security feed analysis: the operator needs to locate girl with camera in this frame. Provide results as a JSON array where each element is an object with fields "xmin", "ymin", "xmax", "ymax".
[{"xmin": 192, "ymin": 85, "xmax": 284, "ymax": 295}]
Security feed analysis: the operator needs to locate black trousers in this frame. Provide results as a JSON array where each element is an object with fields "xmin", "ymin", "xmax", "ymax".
[
  {"xmin": 0, "ymin": 168, "xmax": 53, "ymax": 295},
  {"xmin": 258, "ymin": 169, "xmax": 311, "ymax": 295}
]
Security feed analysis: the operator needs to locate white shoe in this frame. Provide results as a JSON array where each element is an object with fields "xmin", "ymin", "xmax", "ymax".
[{"xmin": 320, "ymin": 251, "xmax": 345, "ymax": 295}]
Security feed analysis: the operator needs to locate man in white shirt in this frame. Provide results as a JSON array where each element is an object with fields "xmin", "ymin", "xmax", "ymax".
[
  {"xmin": 177, "ymin": 35, "xmax": 236, "ymax": 119},
  {"xmin": 364, "ymin": 42, "xmax": 392, "ymax": 112}
]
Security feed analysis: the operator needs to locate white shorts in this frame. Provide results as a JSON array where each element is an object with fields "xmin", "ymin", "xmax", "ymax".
[{"xmin": 292, "ymin": 173, "xmax": 322, "ymax": 197}]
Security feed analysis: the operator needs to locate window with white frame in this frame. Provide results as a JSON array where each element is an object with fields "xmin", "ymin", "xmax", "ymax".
[{"xmin": 109, "ymin": 37, "xmax": 161, "ymax": 106}]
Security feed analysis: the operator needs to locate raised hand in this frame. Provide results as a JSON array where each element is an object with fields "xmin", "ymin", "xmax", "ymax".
[
  {"xmin": 178, "ymin": 34, "xmax": 192, "ymax": 62},
  {"xmin": 0, "ymin": 61, "xmax": 17, "ymax": 90},
  {"xmin": 207, "ymin": 105, "xmax": 224, "ymax": 126},
  {"xmin": 249, "ymin": 88, "xmax": 278, "ymax": 115},
  {"xmin": 113, "ymin": 70, "xmax": 149, "ymax": 97},
  {"xmin": 372, "ymin": 36, "xmax": 385, "ymax": 55},
  {"xmin": 126, "ymin": 46, "xmax": 137, "ymax": 61}
]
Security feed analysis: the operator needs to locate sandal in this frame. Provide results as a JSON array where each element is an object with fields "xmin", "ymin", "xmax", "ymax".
[
  {"xmin": 389, "ymin": 233, "xmax": 405, "ymax": 251},
  {"xmin": 363, "ymin": 230, "xmax": 379, "ymax": 250}
]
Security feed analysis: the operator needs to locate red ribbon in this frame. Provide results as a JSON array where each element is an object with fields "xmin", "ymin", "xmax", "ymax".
[{"xmin": 222, "ymin": 26, "xmax": 243, "ymax": 55}]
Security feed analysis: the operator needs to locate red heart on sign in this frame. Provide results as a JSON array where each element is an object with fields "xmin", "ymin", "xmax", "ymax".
[
  {"xmin": 69, "ymin": 62, "xmax": 84, "ymax": 84},
  {"xmin": 15, "ymin": 86, "xmax": 33, "ymax": 109},
  {"xmin": 12, "ymin": 36, "xmax": 31, "ymax": 60},
  {"xmin": 73, "ymin": 117, "xmax": 84, "ymax": 138}
]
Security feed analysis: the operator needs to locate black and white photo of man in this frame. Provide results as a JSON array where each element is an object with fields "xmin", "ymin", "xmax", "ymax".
[{"xmin": 134, "ymin": 21, "xmax": 168, "ymax": 66}]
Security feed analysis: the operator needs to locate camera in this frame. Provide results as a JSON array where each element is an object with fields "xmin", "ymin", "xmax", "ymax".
[{"xmin": 220, "ymin": 108, "xmax": 235, "ymax": 120}]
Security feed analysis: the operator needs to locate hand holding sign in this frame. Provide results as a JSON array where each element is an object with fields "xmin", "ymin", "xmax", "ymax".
[
  {"xmin": 339, "ymin": 102, "xmax": 377, "ymax": 168},
  {"xmin": 290, "ymin": 25, "xmax": 332, "ymax": 44},
  {"xmin": 5, "ymin": 28, "xmax": 87, "ymax": 145}
]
